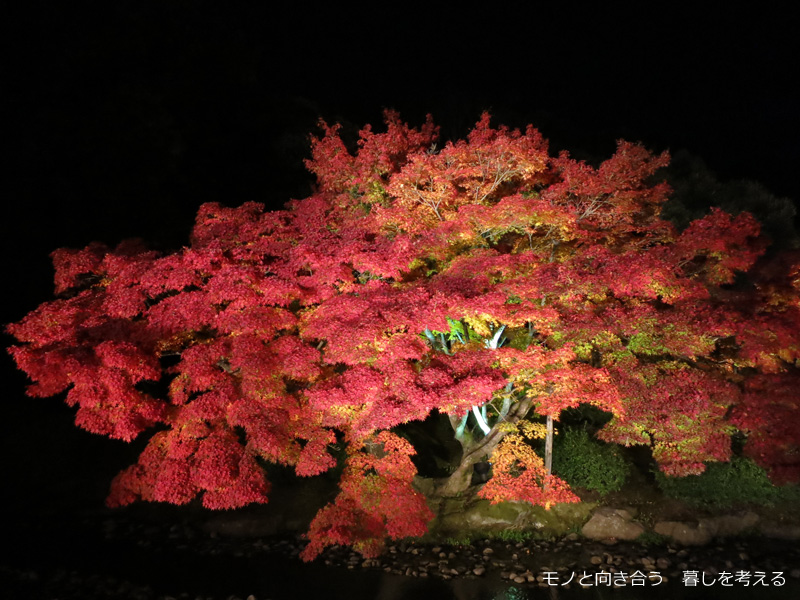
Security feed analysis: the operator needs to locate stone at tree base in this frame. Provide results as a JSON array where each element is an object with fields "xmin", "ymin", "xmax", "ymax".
[
  {"xmin": 654, "ymin": 511, "xmax": 760, "ymax": 545},
  {"xmin": 581, "ymin": 507, "xmax": 645, "ymax": 541},
  {"xmin": 758, "ymin": 520, "xmax": 800, "ymax": 541},
  {"xmin": 202, "ymin": 511, "xmax": 283, "ymax": 538},
  {"xmin": 701, "ymin": 511, "xmax": 759, "ymax": 537},
  {"xmin": 431, "ymin": 498, "xmax": 595, "ymax": 539},
  {"xmin": 654, "ymin": 521, "xmax": 712, "ymax": 545}
]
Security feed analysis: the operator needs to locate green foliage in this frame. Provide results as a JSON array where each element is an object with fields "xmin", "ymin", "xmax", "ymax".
[
  {"xmin": 627, "ymin": 332, "xmax": 667, "ymax": 356},
  {"xmin": 655, "ymin": 457, "xmax": 800, "ymax": 508},
  {"xmin": 558, "ymin": 403, "xmax": 614, "ymax": 429},
  {"xmin": 661, "ymin": 150, "xmax": 799, "ymax": 249},
  {"xmin": 636, "ymin": 531, "xmax": 669, "ymax": 547},
  {"xmin": 444, "ymin": 535, "xmax": 473, "ymax": 547},
  {"xmin": 490, "ymin": 529, "xmax": 534, "ymax": 543},
  {"xmin": 551, "ymin": 428, "xmax": 629, "ymax": 495},
  {"xmin": 421, "ymin": 317, "xmax": 484, "ymax": 352}
]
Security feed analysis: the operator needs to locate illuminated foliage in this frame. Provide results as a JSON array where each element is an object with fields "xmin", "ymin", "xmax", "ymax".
[
  {"xmin": 301, "ymin": 431, "xmax": 433, "ymax": 559},
  {"xmin": 8, "ymin": 111, "xmax": 800, "ymax": 559},
  {"xmin": 478, "ymin": 422, "xmax": 579, "ymax": 508}
]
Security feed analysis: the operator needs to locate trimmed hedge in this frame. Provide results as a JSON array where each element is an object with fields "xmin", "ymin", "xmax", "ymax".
[
  {"xmin": 655, "ymin": 456, "xmax": 800, "ymax": 508},
  {"xmin": 551, "ymin": 428, "xmax": 630, "ymax": 495}
]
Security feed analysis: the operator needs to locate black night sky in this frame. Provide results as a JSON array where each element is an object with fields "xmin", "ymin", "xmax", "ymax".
[
  {"xmin": 5, "ymin": 3, "xmax": 799, "ymax": 318},
  {"xmin": 2, "ymin": 2, "xmax": 799, "ymax": 598}
]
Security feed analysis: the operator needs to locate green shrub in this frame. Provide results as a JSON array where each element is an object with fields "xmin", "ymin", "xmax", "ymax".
[
  {"xmin": 558, "ymin": 403, "xmax": 614, "ymax": 429},
  {"xmin": 491, "ymin": 529, "xmax": 533, "ymax": 543},
  {"xmin": 636, "ymin": 531, "xmax": 669, "ymax": 547},
  {"xmin": 654, "ymin": 457, "xmax": 798, "ymax": 508},
  {"xmin": 443, "ymin": 535, "xmax": 473, "ymax": 547},
  {"xmin": 550, "ymin": 428, "xmax": 630, "ymax": 495}
]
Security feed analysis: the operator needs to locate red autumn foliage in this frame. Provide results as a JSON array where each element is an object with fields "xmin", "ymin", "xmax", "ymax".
[{"xmin": 8, "ymin": 111, "xmax": 800, "ymax": 559}]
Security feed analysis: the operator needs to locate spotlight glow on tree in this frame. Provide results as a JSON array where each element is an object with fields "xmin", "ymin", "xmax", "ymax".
[{"xmin": 8, "ymin": 111, "xmax": 800, "ymax": 560}]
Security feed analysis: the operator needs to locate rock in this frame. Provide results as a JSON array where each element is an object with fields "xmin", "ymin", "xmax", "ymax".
[
  {"xmin": 700, "ymin": 512, "xmax": 759, "ymax": 537},
  {"xmin": 600, "ymin": 537, "xmax": 619, "ymax": 545},
  {"xmin": 581, "ymin": 508, "xmax": 645, "ymax": 541},
  {"xmin": 433, "ymin": 496, "xmax": 595, "ymax": 539},
  {"xmin": 654, "ymin": 521, "xmax": 712, "ymax": 546},
  {"xmin": 655, "ymin": 512, "xmax": 760, "ymax": 546},
  {"xmin": 758, "ymin": 521, "xmax": 800, "ymax": 541},
  {"xmin": 617, "ymin": 506, "xmax": 639, "ymax": 519},
  {"xmin": 590, "ymin": 555, "xmax": 603, "ymax": 565},
  {"xmin": 202, "ymin": 513, "xmax": 282, "ymax": 538},
  {"xmin": 473, "ymin": 566, "xmax": 486, "ymax": 576}
]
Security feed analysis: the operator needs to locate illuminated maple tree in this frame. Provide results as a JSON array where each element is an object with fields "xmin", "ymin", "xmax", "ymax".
[{"xmin": 8, "ymin": 110, "xmax": 800, "ymax": 559}]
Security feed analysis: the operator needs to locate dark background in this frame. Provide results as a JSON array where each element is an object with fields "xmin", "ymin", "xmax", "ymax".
[{"xmin": 2, "ymin": 0, "xmax": 798, "ymax": 522}]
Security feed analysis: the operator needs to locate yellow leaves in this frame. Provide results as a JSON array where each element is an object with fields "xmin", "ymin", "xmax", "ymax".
[
  {"xmin": 494, "ymin": 421, "xmax": 519, "ymax": 434},
  {"xmin": 329, "ymin": 404, "xmax": 364, "ymax": 421},
  {"xmin": 489, "ymin": 432, "xmax": 551, "ymax": 489},
  {"xmin": 518, "ymin": 420, "xmax": 548, "ymax": 440},
  {"xmin": 463, "ymin": 315, "xmax": 501, "ymax": 338},
  {"xmin": 574, "ymin": 342, "xmax": 593, "ymax": 361},
  {"xmin": 497, "ymin": 419, "xmax": 552, "ymax": 442},
  {"xmin": 778, "ymin": 347, "xmax": 800, "ymax": 365},
  {"xmin": 524, "ymin": 382, "xmax": 550, "ymax": 399},
  {"xmin": 586, "ymin": 291, "xmax": 609, "ymax": 303}
]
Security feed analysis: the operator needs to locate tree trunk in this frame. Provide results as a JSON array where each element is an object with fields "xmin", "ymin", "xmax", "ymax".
[
  {"xmin": 431, "ymin": 397, "xmax": 532, "ymax": 498},
  {"xmin": 544, "ymin": 414, "xmax": 553, "ymax": 487}
]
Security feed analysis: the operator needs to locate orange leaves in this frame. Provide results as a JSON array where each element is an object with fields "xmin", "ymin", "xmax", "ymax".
[
  {"xmin": 495, "ymin": 345, "xmax": 574, "ymax": 380},
  {"xmin": 382, "ymin": 113, "xmax": 550, "ymax": 230},
  {"xmin": 478, "ymin": 432, "xmax": 578, "ymax": 508},
  {"xmin": 458, "ymin": 194, "xmax": 577, "ymax": 244},
  {"xmin": 533, "ymin": 364, "xmax": 625, "ymax": 419}
]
